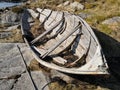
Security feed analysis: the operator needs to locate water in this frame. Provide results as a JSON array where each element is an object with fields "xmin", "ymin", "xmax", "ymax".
[{"xmin": 0, "ymin": 2, "xmax": 21, "ymax": 9}]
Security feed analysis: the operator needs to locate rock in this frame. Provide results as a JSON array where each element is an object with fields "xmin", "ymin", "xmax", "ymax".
[
  {"xmin": 50, "ymin": 70, "xmax": 74, "ymax": 83},
  {"xmin": 5, "ymin": 25, "xmax": 19, "ymax": 31},
  {"xmin": 31, "ymin": 71, "xmax": 49, "ymax": 90},
  {"xmin": 69, "ymin": 1, "xmax": 84, "ymax": 10},
  {"xmin": 79, "ymin": 12, "xmax": 92, "ymax": 19},
  {"xmin": 96, "ymin": 86, "xmax": 109, "ymax": 90},
  {"xmin": 102, "ymin": 16, "xmax": 120, "ymax": 31},
  {"xmin": 0, "ymin": 43, "xmax": 25, "ymax": 78},
  {"xmin": 57, "ymin": 1, "xmax": 70, "ymax": 7},
  {"xmin": 0, "ymin": 31, "xmax": 12, "ymax": 39},
  {"xmin": 0, "ymin": 43, "xmax": 50, "ymax": 90},
  {"xmin": 57, "ymin": 4, "xmax": 63, "ymax": 7},
  {"xmin": 12, "ymin": 73, "xmax": 36, "ymax": 90},
  {"xmin": 57, "ymin": 1, "xmax": 84, "ymax": 12},
  {"xmin": 102, "ymin": 16, "xmax": 120, "ymax": 25},
  {"xmin": 18, "ymin": 44, "xmax": 34, "ymax": 65},
  {"xmin": 0, "ymin": 43, "xmax": 28, "ymax": 90},
  {"xmin": 0, "ymin": 43, "xmax": 33, "ymax": 81},
  {"xmin": 84, "ymin": 0, "xmax": 97, "ymax": 3},
  {"xmin": 0, "ymin": 79, "xmax": 16, "ymax": 90},
  {"xmin": 0, "ymin": 11, "xmax": 21, "ymax": 26},
  {"xmin": 63, "ymin": 1, "xmax": 70, "ymax": 6},
  {"xmin": 12, "ymin": 71, "xmax": 49, "ymax": 90}
]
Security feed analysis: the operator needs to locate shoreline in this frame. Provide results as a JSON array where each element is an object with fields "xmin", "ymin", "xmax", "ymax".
[
  {"xmin": 0, "ymin": 0, "xmax": 27, "ymax": 3},
  {"xmin": 0, "ymin": 2, "xmax": 23, "ymax": 9}
]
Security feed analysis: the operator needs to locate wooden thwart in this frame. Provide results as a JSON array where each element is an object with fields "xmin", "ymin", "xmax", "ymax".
[
  {"xmin": 41, "ymin": 22, "xmax": 82, "ymax": 58},
  {"xmin": 31, "ymin": 13, "xmax": 65, "ymax": 44},
  {"xmin": 33, "ymin": 46, "xmax": 67, "ymax": 65}
]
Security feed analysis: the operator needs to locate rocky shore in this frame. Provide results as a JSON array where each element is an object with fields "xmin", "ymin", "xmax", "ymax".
[
  {"xmin": 0, "ymin": 0, "xmax": 120, "ymax": 90},
  {"xmin": 0, "ymin": 6, "xmax": 23, "ymax": 42}
]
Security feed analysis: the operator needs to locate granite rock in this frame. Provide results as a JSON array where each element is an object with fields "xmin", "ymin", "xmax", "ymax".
[
  {"xmin": 0, "ymin": 43, "xmax": 49, "ymax": 90},
  {"xmin": 102, "ymin": 16, "xmax": 120, "ymax": 25},
  {"xmin": 0, "ymin": 11, "xmax": 21, "ymax": 26}
]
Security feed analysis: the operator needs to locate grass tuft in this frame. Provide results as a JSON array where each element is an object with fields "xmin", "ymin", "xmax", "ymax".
[
  {"xmin": 11, "ymin": 7, "xmax": 23, "ymax": 13},
  {"xmin": 98, "ymin": 24, "xmax": 112, "ymax": 35}
]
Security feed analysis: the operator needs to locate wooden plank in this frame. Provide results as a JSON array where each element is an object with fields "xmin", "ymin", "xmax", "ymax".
[
  {"xmin": 33, "ymin": 46, "xmax": 67, "ymax": 65},
  {"xmin": 51, "ymin": 56, "xmax": 67, "ymax": 65},
  {"xmin": 36, "ymin": 8, "xmax": 58, "ymax": 22},
  {"xmin": 30, "ymin": 14, "xmax": 64, "ymax": 44},
  {"xmin": 36, "ymin": 14, "xmax": 79, "ymax": 55},
  {"xmin": 38, "ymin": 9, "xmax": 52, "ymax": 23},
  {"xmin": 39, "ymin": 10, "xmax": 52, "ymax": 26},
  {"xmin": 27, "ymin": 9, "xmax": 39, "ymax": 19},
  {"xmin": 41, "ymin": 23, "xmax": 81, "ymax": 58},
  {"xmin": 38, "ymin": 34, "xmax": 76, "ymax": 55}
]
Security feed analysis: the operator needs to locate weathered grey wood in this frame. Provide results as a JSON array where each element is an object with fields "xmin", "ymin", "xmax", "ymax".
[
  {"xmin": 37, "ymin": 8, "xmax": 63, "ymax": 29},
  {"xmin": 47, "ymin": 11, "xmax": 60, "ymax": 26},
  {"xmin": 40, "ymin": 15, "xmax": 80, "ymax": 55},
  {"xmin": 41, "ymin": 23, "xmax": 82, "ymax": 58},
  {"xmin": 72, "ymin": 33, "xmax": 91, "ymax": 62},
  {"xmin": 33, "ymin": 46, "xmax": 67, "ymax": 65},
  {"xmin": 31, "ymin": 13, "xmax": 64, "ymax": 44},
  {"xmin": 36, "ymin": 8, "xmax": 55, "ymax": 23},
  {"xmin": 27, "ymin": 9, "xmax": 39, "ymax": 19},
  {"xmin": 21, "ymin": 9, "xmax": 109, "ymax": 75},
  {"xmin": 52, "ymin": 56, "xmax": 67, "ymax": 65},
  {"xmin": 39, "ymin": 10, "xmax": 52, "ymax": 26},
  {"xmin": 46, "ymin": 15, "xmax": 65, "ymax": 39},
  {"xmin": 30, "ymin": 10, "xmax": 80, "ymax": 56},
  {"xmin": 66, "ymin": 37, "xmax": 91, "ymax": 67}
]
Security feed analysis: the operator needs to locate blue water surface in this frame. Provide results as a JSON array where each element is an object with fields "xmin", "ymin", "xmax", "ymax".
[{"xmin": 0, "ymin": 2, "xmax": 21, "ymax": 9}]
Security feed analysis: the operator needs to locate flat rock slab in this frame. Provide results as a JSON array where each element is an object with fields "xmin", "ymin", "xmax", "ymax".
[
  {"xmin": 1, "ymin": 43, "xmax": 120, "ymax": 90},
  {"xmin": 12, "ymin": 71, "xmax": 49, "ymax": 90},
  {"xmin": 0, "ymin": 79, "xmax": 16, "ymax": 90},
  {"xmin": 0, "ymin": 43, "xmax": 24, "ymax": 78},
  {"xmin": 31, "ymin": 71, "xmax": 49, "ymax": 90},
  {"xmin": 0, "ymin": 43, "xmax": 49, "ymax": 90},
  {"xmin": 102, "ymin": 16, "xmax": 120, "ymax": 25},
  {"xmin": 0, "ymin": 43, "xmax": 33, "ymax": 78}
]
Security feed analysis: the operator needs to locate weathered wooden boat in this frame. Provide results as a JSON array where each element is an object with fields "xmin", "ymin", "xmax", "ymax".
[{"xmin": 21, "ymin": 8, "xmax": 109, "ymax": 74}]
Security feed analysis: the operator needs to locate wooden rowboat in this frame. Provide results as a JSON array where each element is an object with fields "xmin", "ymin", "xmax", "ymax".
[{"xmin": 21, "ymin": 8, "xmax": 109, "ymax": 74}]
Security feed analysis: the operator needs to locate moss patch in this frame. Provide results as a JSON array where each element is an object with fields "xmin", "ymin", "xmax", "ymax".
[
  {"xmin": 49, "ymin": 82, "xmax": 97, "ymax": 90},
  {"xmin": 98, "ymin": 24, "xmax": 112, "ymax": 35},
  {"xmin": 0, "ymin": 29, "xmax": 23, "ymax": 43},
  {"xmin": 11, "ymin": 6, "xmax": 23, "ymax": 13},
  {"xmin": 28, "ymin": 59, "xmax": 51, "ymax": 72},
  {"xmin": 85, "ymin": 3, "xmax": 97, "ymax": 9},
  {"xmin": 28, "ymin": 59, "xmax": 41, "ymax": 71}
]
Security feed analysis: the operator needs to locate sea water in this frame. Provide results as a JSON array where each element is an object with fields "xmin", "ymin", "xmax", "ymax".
[{"xmin": 0, "ymin": 2, "xmax": 21, "ymax": 9}]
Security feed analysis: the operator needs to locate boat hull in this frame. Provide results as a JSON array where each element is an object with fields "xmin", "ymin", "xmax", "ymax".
[{"xmin": 21, "ymin": 9, "xmax": 109, "ymax": 74}]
